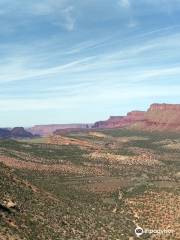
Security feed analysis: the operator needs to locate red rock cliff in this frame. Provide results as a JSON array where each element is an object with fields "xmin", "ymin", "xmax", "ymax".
[
  {"xmin": 93, "ymin": 111, "xmax": 146, "ymax": 129},
  {"xmin": 93, "ymin": 104, "xmax": 180, "ymax": 132}
]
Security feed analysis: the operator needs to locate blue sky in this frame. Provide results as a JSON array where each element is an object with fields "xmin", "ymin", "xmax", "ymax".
[{"xmin": 0, "ymin": 0, "xmax": 180, "ymax": 127}]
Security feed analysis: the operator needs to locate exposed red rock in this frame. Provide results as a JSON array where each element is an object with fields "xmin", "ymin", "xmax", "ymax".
[
  {"xmin": 93, "ymin": 116, "xmax": 124, "ymax": 128},
  {"xmin": 149, "ymin": 103, "xmax": 180, "ymax": 111},
  {"xmin": 93, "ymin": 104, "xmax": 180, "ymax": 132},
  {"xmin": 136, "ymin": 103, "xmax": 180, "ymax": 131},
  {"xmin": 93, "ymin": 111, "xmax": 146, "ymax": 129}
]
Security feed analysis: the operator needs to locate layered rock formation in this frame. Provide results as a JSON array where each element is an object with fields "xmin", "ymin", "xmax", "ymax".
[
  {"xmin": 93, "ymin": 104, "xmax": 180, "ymax": 132},
  {"xmin": 136, "ymin": 103, "xmax": 180, "ymax": 131},
  {"xmin": 93, "ymin": 116, "xmax": 124, "ymax": 128},
  {"xmin": 1, "ymin": 103, "xmax": 179, "ymax": 137},
  {"xmin": 93, "ymin": 111, "xmax": 146, "ymax": 129}
]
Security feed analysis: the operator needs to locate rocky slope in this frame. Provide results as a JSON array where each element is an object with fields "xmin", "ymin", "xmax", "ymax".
[
  {"xmin": 0, "ymin": 129, "xmax": 179, "ymax": 239},
  {"xmin": 0, "ymin": 162, "xmax": 69, "ymax": 240},
  {"xmin": 93, "ymin": 103, "xmax": 180, "ymax": 132}
]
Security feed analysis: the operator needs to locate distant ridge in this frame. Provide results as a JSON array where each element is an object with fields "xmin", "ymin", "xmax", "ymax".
[
  {"xmin": 93, "ymin": 103, "xmax": 180, "ymax": 132},
  {"xmin": 28, "ymin": 124, "xmax": 92, "ymax": 136},
  {"xmin": 2, "ymin": 103, "xmax": 180, "ymax": 137},
  {"xmin": 0, "ymin": 127, "xmax": 33, "ymax": 139}
]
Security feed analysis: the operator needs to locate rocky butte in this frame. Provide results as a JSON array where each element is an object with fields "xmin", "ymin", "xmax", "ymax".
[{"xmin": 0, "ymin": 127, "xmax": 33, "ymax": 139}]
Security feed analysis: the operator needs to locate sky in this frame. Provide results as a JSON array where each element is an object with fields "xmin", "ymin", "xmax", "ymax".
[{"xmin": 0, "ymin": 0, "xmax": 180, "ymax": 127}]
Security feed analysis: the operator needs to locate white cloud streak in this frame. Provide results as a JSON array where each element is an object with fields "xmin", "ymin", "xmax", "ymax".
[
  {"xmin": 118, "ymin": 0, "xmax": 131, "ymax": 8},
  {"xmin": 1, "ymin": 30, "xmax": 180, "ymax": 86},
  {"xmin": 0, "ymin": 84, "xmax": 180, "ymax": 111},
  {"xmin": 0, "ymin": 0, "xmax": 76, "ymax": 32}
]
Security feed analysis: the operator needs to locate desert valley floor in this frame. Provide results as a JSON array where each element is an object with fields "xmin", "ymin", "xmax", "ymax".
[{"xmin": 0, "ymin": 129, "xmax": 179, "ymax": 240}]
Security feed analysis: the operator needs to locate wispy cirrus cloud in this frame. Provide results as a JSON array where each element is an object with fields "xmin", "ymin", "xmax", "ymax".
[
  {"xmin": 0, "ymin": 0, "xmax": 180, "ymax": 126},
  {"xmin": 30, "ymin": 1, "xmax": 76, "ymax": 31},
  {"xmin": 0, "ymin": 83, "xmax": 180, "ymax": 112},
  {"xmin": 1, "ymin": 27, "xmax": 180, "ymax": 85},
  {"xmin": 117, "ymin": 0, "xmax": 138, "ymax": 28},
  {"xmin": 118, "ymin": 0, "xmax": 131, "ymax": 8},
  {"xmin": 0, "ymin": 0, "xmax": 76, "ymax": 32}
]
